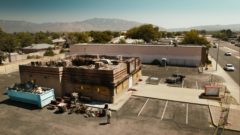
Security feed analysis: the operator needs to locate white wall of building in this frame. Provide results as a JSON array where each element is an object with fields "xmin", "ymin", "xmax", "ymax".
[{"xmin": 70, "ymin": 44, "xmax": 204, "ymax": 67}]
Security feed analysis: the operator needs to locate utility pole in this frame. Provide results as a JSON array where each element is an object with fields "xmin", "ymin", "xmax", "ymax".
[{"xmin": 216, "ymin": 40, "xmax": 220, "ymax": 71}]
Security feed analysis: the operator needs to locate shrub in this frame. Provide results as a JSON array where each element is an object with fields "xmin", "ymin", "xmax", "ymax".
[
  {"xmin": 27, "ymin": 55, "xmax": 32, "ymax": 59},
  {"xmin": 151, "ymin": 59, "xmax": 161, "ymax": 65},
  {"xmin": 27, "ymin": 55, "xmax": 42, "ymax": 59},
  {"xmin": 59, "ymin": 49, "xmax": 69, "ymax": 54},
  {"xmin": 44, "ymin": 48, "xmax": 55, "ymax": 56},
  {"xmin": 206, "ymin": 59, "xmax": 212, "ymax": 64},
  {"xmin": 119, "ymin": 39, "xmax": 126, "ymax": 44}
]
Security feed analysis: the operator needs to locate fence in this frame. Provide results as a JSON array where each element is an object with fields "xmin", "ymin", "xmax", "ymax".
[
  {"xmin": 4, "ymin": 50, "xmax": 61, "ymax": 63},
  {"xmin": 0, "ymin": 53, "xmax": 65, "ymax": 74}
]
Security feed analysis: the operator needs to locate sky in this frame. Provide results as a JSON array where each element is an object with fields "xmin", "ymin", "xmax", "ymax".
[{"xmin": 0, "ymin": 0, "xmax": 240, "ymax": 28}]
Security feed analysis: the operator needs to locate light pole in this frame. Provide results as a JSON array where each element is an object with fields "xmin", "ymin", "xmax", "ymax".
[
  {"xmin": 205, "ymin": 49, "xmax": 209, "ymax": 70},
  {"xmin": 216, "ymin": 40, "xmax": 220, "ymax": 71}
]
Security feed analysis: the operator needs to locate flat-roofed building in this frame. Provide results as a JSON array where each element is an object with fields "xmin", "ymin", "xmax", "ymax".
[
  {"xmin": 22, "ymin": 43, "xmax": 54, "ymax": 54},
  {"xmin": 70, "ymin": 44, "xmax": 207, "ymax": 67},
  {"xmin": 52, "ymin": 38, "xmax": 66, "ymax": 46},
  {"xmin": 19, "ymin": 55, "xmax": 141, "ymax": 103}
]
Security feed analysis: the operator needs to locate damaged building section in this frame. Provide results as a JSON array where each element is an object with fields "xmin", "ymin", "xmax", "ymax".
[{"xmin": 19, "ymin": 55, "xmax": 142, "ymax": 103}]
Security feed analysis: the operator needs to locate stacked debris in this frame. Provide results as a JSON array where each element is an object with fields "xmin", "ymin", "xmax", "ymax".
[
  {"xmin": 47, "ymin": 92, "xmax": 106, "ymax": 118},
  {"xmin": 8, "ymin": 81, "xmax": 51, "ymax": 94},
  {"xmin": 7, "ymin": 82, "xmax": 55, "ymax": 108}
]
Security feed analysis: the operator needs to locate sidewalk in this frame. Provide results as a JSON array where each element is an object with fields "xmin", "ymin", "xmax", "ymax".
[
  {"xmin": 132, "ymin": 79, "xmax": 240, "ymax": 131},
  {"xmin": 205, "ymin": 55, "xmax": 240, "ymax": 104},
  {"xmin": 131, "ymin": 77, "xmax": 219, "ymax": 106},
  {"xmin": 205, "ymin": 56, "xmax": 240, "ymax": 131},
  {"xmin": 209, "ymin": 105, "xmax": 240, "ymax": 131}
]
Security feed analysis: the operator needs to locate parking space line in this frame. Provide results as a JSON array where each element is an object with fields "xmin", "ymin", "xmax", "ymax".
[
  {"xmin": 137, "ymin": 98, "xmax": 149, "ymax": 117},
  {"xmin": 161, "ymin": 100, "xmax": 168, "ymax": 120},
  {"xmin": 186, "ymin": 103, "xmax": 189, "ymax": 124}
]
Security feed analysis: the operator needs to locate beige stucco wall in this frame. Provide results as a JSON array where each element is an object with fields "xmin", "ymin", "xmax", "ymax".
[
  {"xmin": 19, "ymin": 66, "xmax": 63, "ymax": 96},
  {"xmin": 18, "ymin": 55, "xmax": 142, "ymax": 103},
  {"xmin": 62, "ymin": 81, "xmax": 114, "ymax": 102}
]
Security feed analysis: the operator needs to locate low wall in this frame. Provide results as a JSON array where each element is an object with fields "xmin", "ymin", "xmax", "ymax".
[
  {"xmin": 0, "ymin": 53, "xmax": 65, "ymax": 74},
  {"xmin": 4, "ymin": 50, "xmax": 61, "ymax": 63}
]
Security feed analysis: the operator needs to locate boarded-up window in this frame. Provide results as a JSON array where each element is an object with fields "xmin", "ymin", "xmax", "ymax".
[
  {"xmin": 123, "ymin": 79, "xmax": 129, "ymax": 89},
  {"xmin": 116, "ymin": 84, "xmax": 123, "ymax": 94}
]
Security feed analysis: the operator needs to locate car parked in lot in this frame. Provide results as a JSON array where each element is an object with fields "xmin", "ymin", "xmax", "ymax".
[
  {"xmin": 166, "ymin": 73, "xmax": 186, "ymax": 84},
  {"xmin": 223, "ymin": 64, "xmax": 235, "ymax": 71},
  {"xmin": 224, "ymin": 52, "xmax": 232, "ymax": 56}
]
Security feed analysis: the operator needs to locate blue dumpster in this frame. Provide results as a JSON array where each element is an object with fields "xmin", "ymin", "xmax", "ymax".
[{"xmin": 7, "ymin": 88, "xmax": 55, "ymax": 108}]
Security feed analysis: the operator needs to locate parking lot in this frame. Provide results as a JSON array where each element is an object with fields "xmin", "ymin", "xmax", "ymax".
[
  {"xmin": 116, "ymin": 96, "xmax": 240, "ymax": 135},
  {"xmin": 142, "ymin": 65, "xmax": 225, "ymax": 89},
  {"xmin": 117, "ymin": 97, "xmax": 211, "ymax": 129},
  {"xmin": 1, "ymin": 71, "xmax": 240, "ymax": 135}
]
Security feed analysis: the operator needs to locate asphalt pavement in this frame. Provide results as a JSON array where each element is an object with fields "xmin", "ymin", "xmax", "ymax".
[{"xmin": 209, "ymin": 46, "xmax": 240, "ymax": 86}]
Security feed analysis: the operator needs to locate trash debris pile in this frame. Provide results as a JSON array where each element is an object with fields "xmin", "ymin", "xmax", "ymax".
[
  {"xmin": 8, "ymin": 81, "xmax": 51, "ymax": 94},
  {"xmin": 47, "ymin": 92, "xmax": 107, "ymax": 118}
]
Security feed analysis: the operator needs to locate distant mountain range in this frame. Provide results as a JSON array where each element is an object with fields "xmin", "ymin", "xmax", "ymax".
[
  {"xmin": 0, "ymin": 18, "xmax": 240, "ymax": 33},
  {"xmin": 168, "ymin": 24, "xmax": 240, "ymax": 32},
  {"xmin": 0, "ymin": 18, "xmax": 142, "ymax": 33}
]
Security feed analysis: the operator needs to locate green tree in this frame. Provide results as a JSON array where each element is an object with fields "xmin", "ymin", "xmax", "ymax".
[
  {"xmin": 199, "ymin": 30, "xmax": 207, "ymax": 35},
  {"xmin": 0, "ymin": 51, "xmax": 6, "ymax": 65},
  {"xmin": 0, "ymin": 27, "xmax": 3, "ymax": 35},
  {"xmin": 119, "ymin": 38, "xmax": 126, "ymax": 44},
  {"xmin": 221, "ymin": 29, "xmax": 233, "ymax": 38},
  {"xmin": 75, "ymin": 32, "xmax": 89, "ymax": 43},
  {"xmin": 0, "ymin": 34, "xmax": 18, "ymax": 62},
  {"xmin": 126, "ymin": 24, "xmax": 160, "ymax": 43},
  {"xmin": 112, "ymin": 32, "xmax": 121, "ymax": 38},
  {"xmin": 16, "ymin": 32, "xmax": 34, "ymax": 48},
  {"xmin": 90, "ymin": 31, "xmax": 112, "ymax": 43},
  {"xmin": 44, "ymin": 47, "xmax": 55, "ymax": 56},
  {"xmin": 34, "ymin": 31, "xmax": 51, "ymax": 44},
  {"xmin": 182, "ymin": 30, "xmax": 210, "ymax": 66},
  {"xmin": 49, "ymin": 32, "xmax": 61, "ymax": 39},
  {"xmin": 212, "ymin": 29, "xmax": 235, "ymax": 41},
  {"xmin": 166, "ymin": 32, "xmax": 174, "ymax": 38},
  {"xmin": 66, "ymin": 32, "xmax": 77, "ymax": 44},
  {"xmin": 182, "ymin": 30, "xmax": 209, "ymax": 46}
]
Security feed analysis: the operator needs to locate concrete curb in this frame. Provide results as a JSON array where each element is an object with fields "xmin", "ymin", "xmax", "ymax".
[
  {"xmin": 208, "ymin": 105, "xmax": 217, "ymax": 128},
  {"xmin": 131, "ymin": 95, "xmax": 209, "ymax": 106},
  {"xmin": 208, "ymin": 105, "xmax": 240, "ymax": 132}
]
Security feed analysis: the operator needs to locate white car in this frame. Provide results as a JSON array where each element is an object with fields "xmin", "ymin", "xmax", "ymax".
[
  {"xmin": 223, "ymin": 64, "xmax": 235, "ymax": 71},
  {"xmin": 225, "ymin": 52, "xmax": 232, "ymax": 56}
]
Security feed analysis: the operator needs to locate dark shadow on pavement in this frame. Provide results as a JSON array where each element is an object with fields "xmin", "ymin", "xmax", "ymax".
[
  {"xmin": 99, "ymin": 122, "xmax": 109, "ymax": 125},
  {"xmin": 0, "ymin": 99, "xmax": 39, "ymax": 110},
  {"xmin": 54, "ymin": 110, "xmax": 65, "ymax": 114}
]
